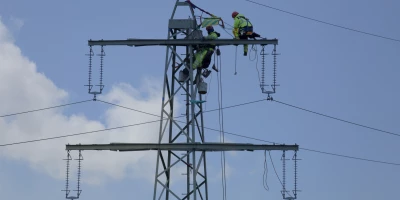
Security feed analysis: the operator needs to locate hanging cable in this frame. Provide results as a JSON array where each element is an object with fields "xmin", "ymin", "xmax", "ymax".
[
  {"xmin": 217, "ymin": 51, "xmax": 227, "ymax": 200},
  {"xmin": 249, "ymin": 45, "xmax": 258, "ymax": 61},
  {"xmin": 224, "ymin": 22, "xmax": 234, "ymax": 29},
  {"xmin": 216, "ymin": 52, "xmax": 224, "ymax": 200},
  {"xmin": 205, "ymin": 54, "xmax": 216, "ymax": 111},
  {"xmin": 250, "ymin": 45, "xmax": 262, "ymax": 85},
  {"xmin": 221, "ymin": 28, "xmax": 234, "ymax": 38},
  {"xmin": 204, "ymin": 72, "xmax": 213, "ymax": 111},
  {"xmin": 220, "ymin": 52, "xmax": 227, "ymax": 200},
  {"xmin": 263, "ymin": 150, "xmax": 270, "ymax": 191}
]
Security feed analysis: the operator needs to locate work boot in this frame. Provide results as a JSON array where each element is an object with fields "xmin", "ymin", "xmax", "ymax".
[{"xmin": 202, "ymin": 69, "xmax": 212, "ymax": 78}]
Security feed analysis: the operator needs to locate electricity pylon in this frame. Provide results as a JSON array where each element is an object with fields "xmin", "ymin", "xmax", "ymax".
[{"xmin": 63, "ymin": 1, "xmax": 299, "ymax": 200}]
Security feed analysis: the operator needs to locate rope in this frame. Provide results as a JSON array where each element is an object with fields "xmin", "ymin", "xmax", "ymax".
[
  {"xmin": 217, "ymin": 52, "xmax": 227, "ymax": 200},
  {"xmin": 221, "ymin": 28, "xmax": 234, "ymax": 38},
  {"xmin": 186, "ymin": 0, "xmax": 225, "ymax": 28},
  {"xmin": 249, "ymin": 45, "xmax": 262, "ymax": 85},
  {"xmin": 188, "ymin": 0, "xmax": 237, "ymax": 39},
  {"xmin": 263, "ymin": 150, "xmax": 270, "ymax": 191},
  {"xmin": 204, "ymin": 54, "xmax": 216, "ymax": 111}
]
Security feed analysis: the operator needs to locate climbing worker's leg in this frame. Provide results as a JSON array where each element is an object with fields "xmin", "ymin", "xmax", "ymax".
[
  {"xmin": 200, "ymin": 49, "xmax": 214, "ymax": 78},
  {"xmin": 201, "ymin": 49, "xmax": 214, "ymax": 69},
  {"xmin": 193, "ymin": 49, "xmax": 207, "ymax": 69},
  {"xmin": 239, "ymin": 34, "xmax": 249, "ymax": 56}
]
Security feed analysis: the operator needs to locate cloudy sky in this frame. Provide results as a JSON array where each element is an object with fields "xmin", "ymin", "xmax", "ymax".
[{"xmin": 0, "ymin": 0, "xmax": 399, "ymax": 199}]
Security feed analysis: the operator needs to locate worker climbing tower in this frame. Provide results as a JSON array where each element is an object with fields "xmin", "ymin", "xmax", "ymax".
[{"xmin": 63, "ymin": 1, "xmax": 300, "ymax": 200}]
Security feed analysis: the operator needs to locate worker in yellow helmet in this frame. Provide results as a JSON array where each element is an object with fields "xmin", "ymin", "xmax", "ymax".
[{"xmin": 232, "ymin": 11, "xmax": 260, "ymax": 56}]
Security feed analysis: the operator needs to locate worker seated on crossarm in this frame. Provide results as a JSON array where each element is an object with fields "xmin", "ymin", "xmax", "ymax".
[{"xmin": 232, "ymin": 11, "xmax": 261, "ymax": 56}]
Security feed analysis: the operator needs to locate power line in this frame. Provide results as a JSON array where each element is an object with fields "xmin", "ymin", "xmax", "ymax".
[
  {"xmin": 1, "ymin": 116, "xmax": 398, "ymax": 166},
  {"xmin": 1, "ymin": 99, "xmax": 399, "ymax": 166},
  {"xmin": 97, "ymin": 98, "xmax": 268, "ymax": 119},
  {"xmin": 0, "ymin": 120, "xmax": 161, "ymax": 147},
  {"xmin": 0, "ymin": 100, "xmax": 93, "ymax": 118},
  {"xmin": 98, "ymin": 100, "xmax": 400, "ymax": 166},
  {"xmin": 272, "ymin": 99, "xmax": 400, "ymax": 137},
  {"xmin": 97, "ymin": 100, "xmax": 160, "ymax": 117},
  {"xmin": 203, "ymin": 98, "xmax": 267, "ymax": 114},
  {"xmin": 300, "ymin": 147, "xmax": 400, "ymax": 166},
  {"xmin": 0, "ymin": 98, "xmax": 266, "ymax": 146},
  {"xmin": 245, "ymin": 0, "xmax": 400, "ymax": 43},
  {"xmin": 203, "ymin": 126, "xmax": 400, "ymax": 166}
]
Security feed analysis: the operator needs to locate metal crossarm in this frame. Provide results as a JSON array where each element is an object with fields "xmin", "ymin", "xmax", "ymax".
[
  {"xmin": 87, "ymin": 39, "xmax": 278, "ymax": 47},
  {"xmin": 66, "ymin": 143, "xmax": 299, "ymax": 151}
]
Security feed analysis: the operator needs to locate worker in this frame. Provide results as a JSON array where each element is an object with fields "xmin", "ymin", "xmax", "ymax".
[
  {"xmin": 193, "ymin": 25, "xmax": 220, "ymax": 70},
  {"xmin": 231, "ymin": 11, "xmax": 260, "ymax": 56},
  {"xmin": 182, "ymin": 25, "xmax": 220, "ymax": 82}
]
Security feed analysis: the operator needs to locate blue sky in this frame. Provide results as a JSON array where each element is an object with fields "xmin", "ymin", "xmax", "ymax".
[{"xmin": 0, "ymin": 0, "xmax": 399, "ymax": 199}]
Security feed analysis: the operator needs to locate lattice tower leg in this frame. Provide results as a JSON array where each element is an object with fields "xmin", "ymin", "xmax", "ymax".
[{"xmin": 153, "ymin": 28, "xmax": 208, "ymax": 200}]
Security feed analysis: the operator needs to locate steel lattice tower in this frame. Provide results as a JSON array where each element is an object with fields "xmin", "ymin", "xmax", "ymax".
[
  {"xmin": 152, "ymin": 1, "xmax": 208, "ymax": 200},
  {"xmin": 63, "ymin": 1, "xmax": 299, "ymax": 200}
]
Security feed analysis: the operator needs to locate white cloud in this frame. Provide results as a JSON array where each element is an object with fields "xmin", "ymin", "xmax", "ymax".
[
  {"xmin": 0, "ymin": 18, "xmax": 178, "ymax": 185},
  {"xmin": 9, "ymin": 16, "xmax": 24, "ymax": 31},
  {"xmin": 0, "ymin": 17, "xmax": 224, "ymax": 191}
]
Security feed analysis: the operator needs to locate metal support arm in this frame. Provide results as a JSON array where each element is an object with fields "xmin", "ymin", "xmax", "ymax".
[
  {"xmin": 66, "ymin": 142, "xmax": 298, "ymax": 151},
  {"xmin": 88, "ymin": 39, "xmax": 278, "ymax": 47}
]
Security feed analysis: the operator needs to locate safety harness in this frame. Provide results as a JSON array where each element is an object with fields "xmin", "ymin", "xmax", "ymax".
[{"xmin": 236, "ymin": 16, "xmax": 254, "ymax": 36}]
